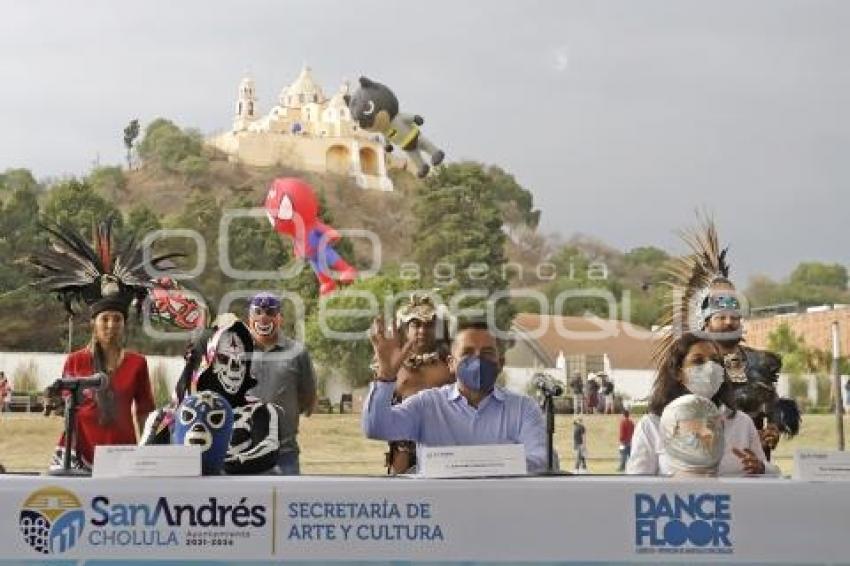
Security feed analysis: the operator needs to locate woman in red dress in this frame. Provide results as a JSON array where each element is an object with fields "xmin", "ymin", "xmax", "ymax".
[
  {"xmin": 51, "ymin": 297, "xmax": 154, "ymax": 471},
  {"xmin": 26, "ymin": 218, "xmax": 176, "ymax": 473}
]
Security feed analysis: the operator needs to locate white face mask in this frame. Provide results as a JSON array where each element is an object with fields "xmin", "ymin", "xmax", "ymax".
[{"xmin": 684, "ymin": 361, "xmax": 725, "ymax": 399}]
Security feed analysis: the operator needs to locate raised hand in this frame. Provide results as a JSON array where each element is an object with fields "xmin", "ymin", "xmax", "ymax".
[{"xmin": 369, "ymin": 315, "xmax": 417, "ymax": 381}]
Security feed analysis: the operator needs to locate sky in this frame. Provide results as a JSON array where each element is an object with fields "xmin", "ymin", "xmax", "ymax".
[{"xmin": 0, "ymin": 0, "xmax": 847, "ymax": 285}]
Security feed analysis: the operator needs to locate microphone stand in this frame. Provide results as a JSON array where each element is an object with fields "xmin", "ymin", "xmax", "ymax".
[
  {"xmin": 46, "ymin": 376, "xmax": 104, "ymax": 477},
  {"xmin": 542, "ymin": 391, "xmax": 557, "ymax": 473},
  {"xmin": 534, "ymin": 375, "xmax": 568, "ymax": 475}
]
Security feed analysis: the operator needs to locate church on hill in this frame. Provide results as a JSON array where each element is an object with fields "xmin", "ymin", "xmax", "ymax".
[{"xmin": 207, "ymin": 66, "xmax": 402, "ymax": 191}]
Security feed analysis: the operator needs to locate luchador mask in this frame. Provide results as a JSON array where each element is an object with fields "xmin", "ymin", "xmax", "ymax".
[
  {"xmin": 661, "ymin": 394, "xmax": 724, "ymax": 475},
  {"xmin": 172, "ymin": 390, "xmax": 233, "ymax": 475},
  {"xmin": 150, "ymin": 277, "xmax": 207, "ymax": 331},
  {"xmin": 212, "ymin": 330, "xmax": 247, "ymax": 395}
]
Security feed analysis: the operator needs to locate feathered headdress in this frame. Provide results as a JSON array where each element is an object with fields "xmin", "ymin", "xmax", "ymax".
[
  {"xmin": 26, "ymin": 217, "xmax": 182, "ymax": 318},
  {"xmin": 653, "ymin": 216, "xmax": 742, "ymax": 365},
  {"xmin": 396, "ymin": 293, "xmax": 439, "ymax": 325}
]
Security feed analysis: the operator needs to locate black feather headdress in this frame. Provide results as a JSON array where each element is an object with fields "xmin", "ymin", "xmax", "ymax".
[{"xmin": 26, "ymin": 217, "xmax": 182, "ymax": 318}]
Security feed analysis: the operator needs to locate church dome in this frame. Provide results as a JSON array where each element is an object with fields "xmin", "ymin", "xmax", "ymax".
[{"xmin": 279, "ymin": 65, "xmax": 326, "ymax": 108}]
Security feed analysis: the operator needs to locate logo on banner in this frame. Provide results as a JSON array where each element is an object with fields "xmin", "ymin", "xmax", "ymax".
[
  {"xmin": 634, "ymin": 493, "xmax": 733, "ymax": 555},
  {"xmin": 19, "ymin": 486, "xmax": 85, "ymax": 555},
  {"xmin": 87, "ymin": 494, "xmax": 268, "ymax": 548},
  {"xmin": 18, "ymin": 486, "xmax": 269, "ymax": 553}
]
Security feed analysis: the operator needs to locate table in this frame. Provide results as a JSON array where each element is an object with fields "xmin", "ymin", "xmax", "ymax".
[{"xmin": 1, "ymin": 474, "xmax": 848, "ymax": 564}]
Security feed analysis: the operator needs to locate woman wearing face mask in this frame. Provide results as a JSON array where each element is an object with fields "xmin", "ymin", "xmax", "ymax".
[{"xmin": 626, "ymin": 333, "xmax": 779, "ymax": 476}]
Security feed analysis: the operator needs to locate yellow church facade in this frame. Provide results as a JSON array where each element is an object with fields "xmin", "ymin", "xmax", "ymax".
[{"xmin": 207, "ymin": 66, "xmax": 399, "ymax": 191}]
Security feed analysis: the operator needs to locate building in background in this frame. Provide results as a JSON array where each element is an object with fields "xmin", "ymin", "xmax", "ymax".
[
  {"xmin": 745, "ymin": 304, "xmax": 850, "ymax": 354},
  {"xmin": 504, "ymin": 313, "xmax": 659, "ymax": 404},
  {"xmin": 208, "ymin": 66, "xmax": 405, "ymax": 191}
]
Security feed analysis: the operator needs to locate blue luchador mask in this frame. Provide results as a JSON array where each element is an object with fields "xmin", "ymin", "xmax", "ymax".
[{"xmin": 172, "ymin": 390, "xmax": 233, "ymax": 475}]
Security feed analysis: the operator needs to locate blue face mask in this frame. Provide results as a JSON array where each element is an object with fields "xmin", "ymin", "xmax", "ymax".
[{"xmin": 456, "ymin": 356, "xmax": 500, "ymax": 392}]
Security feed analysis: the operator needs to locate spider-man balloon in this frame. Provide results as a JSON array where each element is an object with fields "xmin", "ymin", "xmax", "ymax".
[{"xmin": 264, "ymin": 177, "xmax": 357, "ymax": 295}]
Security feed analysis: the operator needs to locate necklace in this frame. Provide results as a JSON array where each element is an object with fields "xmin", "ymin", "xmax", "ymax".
[
  {"xmin": 402, "ymin": 351, "xmax": 441, "ymax": 370},
  {"xmin": 723, "ymin": 346, "xmax": 748, "ymax": 383}
]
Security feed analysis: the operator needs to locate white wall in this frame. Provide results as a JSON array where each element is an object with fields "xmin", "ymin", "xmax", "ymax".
[
  {"xmin": 0, "ymin": 351, "xmax": 185, "ymax": 391},
  {"xmin": 9, "ymin": 352, "xmax": 837, "ymax": 410},
  {"xmin": 321, "ymin": 369, "xmax": 351, "ymax": 404},
  {"xmin": 609, "ymin": 369, "xmax": 655, "ymax": 404},
  {"xmin": 503, "ymin": 365, "xmax": 655, "ymax": 404}
]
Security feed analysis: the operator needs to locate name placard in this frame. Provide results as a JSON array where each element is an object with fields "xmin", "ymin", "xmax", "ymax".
[
  {"xmin": 93, "ymin": 445, "xmax": 201, "ymax": 478},
  {"xmin": 418, "ymin": 444, "xmax": 526, "ymax": 478},
  {"xmin": 793, "ymin": 449, "xmax": 850, "ymax": 481}
]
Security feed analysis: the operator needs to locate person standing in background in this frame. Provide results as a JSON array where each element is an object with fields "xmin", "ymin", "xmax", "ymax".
[
  {"xmin": 617, "ymin": 409, "xmax": 635, "ymax": 472},
  {"xmin": 247, "ymin": 292, "xmax": 317, "ymax": 475},
  {"xmin": 600, "ymin": 374, "xmax": 615, "ymax": 414},
  {"xmin": 0, "ymin": 372, "xmax": 10, "ymax": 413},
  {"xmin": 586, "ymin": 376, "xmax": 599, "ymax": 415},
  {"xmin": 573, "ymin": 417, "xmax": 587, "ymax": 473},
  {"xmin": 569, "ymin": 372, "xmax": 584, "ymax": 415}
]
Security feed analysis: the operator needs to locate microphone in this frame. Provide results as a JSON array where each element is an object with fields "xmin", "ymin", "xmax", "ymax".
[
  {"xmin": 533, "ymin": 373, "xmax": 564, "ymax": 397},
  {"xmin": 55, "ymin": 373, "xmax": 106, "ymax": 391},
  {"xmin": 45, "ymin": 373, "xmax": 105, "ymax": 398},
  {"xmin": 43, "ymin": 374, "xmax": 106, "ymax": 416}
]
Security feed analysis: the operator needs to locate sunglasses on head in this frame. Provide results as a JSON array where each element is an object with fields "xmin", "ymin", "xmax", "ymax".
[
  {"xmin": 250, "ymin": 306, "xmax": 280, "ymax": 316},
  {"xmin": 706, "ymin": 294, "xmax": 741, "ymax": 311}
]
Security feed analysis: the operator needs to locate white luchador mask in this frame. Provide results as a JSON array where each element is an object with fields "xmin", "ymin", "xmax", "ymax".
[
  {"xmin": 212, "ymin": 330, "xmax": 247, "ymax": 395},
  {"xmin": 661, "ymin": 394, "xmax": 725, "ymax": 476}
]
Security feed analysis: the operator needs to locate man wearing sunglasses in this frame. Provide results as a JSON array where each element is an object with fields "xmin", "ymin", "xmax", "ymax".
[
  {"xmin": 700, "ymin": 281, "xmax": 798, "ymax": 459},
  {"xmin": 247, "ymin": 292, "xmax": 317, "ymax": 475}
]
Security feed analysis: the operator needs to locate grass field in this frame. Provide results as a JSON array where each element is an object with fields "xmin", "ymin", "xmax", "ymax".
[{"xmin": 1, "ymin": 411, "xmax": 847, "ymax": 475}]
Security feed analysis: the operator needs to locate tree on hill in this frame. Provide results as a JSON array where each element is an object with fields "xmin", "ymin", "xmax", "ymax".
[
  {"xmin": 0, "ymin": 168, "xmax": 40, "ymax": 195},
  {"xmin": 123, "ymin": 119, "xmax": 140, "ymax": 170},
  {"xmin": 88, "ymin": 166, "xmax": 127, "ymax": 200},
  {"xmin": 222, "ymin": 194, "xmax": 292, "ymax": 286},
  {"xmin": 767, "ymin": 322, "xmax": 850, "ymax": 373},
  {"xmin": 620, "ymin": 245, "xmax": 672, "ymax": 327},
  {"xmin": 413, "ymin": 162, "xmax": 514, "ymax": 330},
  {"xmin": 137, "ymin": 118, "xmax": 209, "ymax": 185},
  {"xmin": 41, "ymin": 178, "xmax": 123, "ymax": 237},
  {"xmin": 790, "ymin": 262, "xmax": 847, "ymax": 290},
  {"xmin": 0, "ymin": 287, "xmax": 68, "ymax": 351},
  {"xmin": 305, "ymin": 273, "xmax": 416, "ymax": 387},
  {"xmin": 485, "ymin": 164, "xmax": 540, "ymax": 230},
  {"xmin": 624, "ymin": 245, "xmax": 670, "ymax": 286},
  {"xmin": 0, "ymin": 187, "xmax": 42, "ymax": 292},
  {"xmin": 745, "ymin": 275, "xmax": 787, "ymax": 307},
  {"xmin": 126, "ymin": 204, "xmax": 162, "ymax": 240},
  {"xmin": 166, "ymin": 191, "xmax": 224, "ymax": 308},
  {"xmin": 746, "ymin": 261, "xmax": 850, "ymax": 310},
  {"xmin": 512, "ymin": 239, "xmax": 670, "ymax": 328}
]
